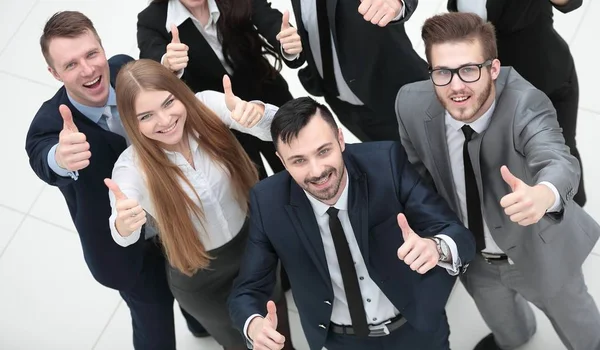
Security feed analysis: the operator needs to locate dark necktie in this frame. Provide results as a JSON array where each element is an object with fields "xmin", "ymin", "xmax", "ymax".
[
  {"xmin": 316, "ymin": 0, "xmax": 339, "ymax": 96},
  {"xmin": 461, "ymin": 125, "xmax": 486, "ymax": 251},
  {"xmin": 326, "ymin": 207, "xmax": 369, "ymax": 336}
]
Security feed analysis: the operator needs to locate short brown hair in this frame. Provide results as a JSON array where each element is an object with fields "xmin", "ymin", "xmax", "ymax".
[
  {"xmin": 422, "ymin": 12, "xmax": 497, "ymax": 65},
  {"xmin": 40, "ymin": 11, "xmax": 102, "ymax": 67}
]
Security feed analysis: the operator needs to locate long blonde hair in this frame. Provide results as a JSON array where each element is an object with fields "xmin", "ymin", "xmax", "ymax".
[{"xmin": 115, "ymin": 59, "xmax": 258, "ymax": 275}]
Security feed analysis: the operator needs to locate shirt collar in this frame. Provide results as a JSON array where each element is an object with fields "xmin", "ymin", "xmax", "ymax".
[
  {"xmin": 166, "ymin": 0, "xmax": 220, "ymax": 32},
  {"xmin": 304, "ymin": 170, "xmax": 349, "ymax": 217},
  {"xmin": 445, "ymin": 100, "xmax": 496, "ymax": 134},
  {"xmin": 67, "ymin": 85, "xmax": 117, "ymax": 124}
]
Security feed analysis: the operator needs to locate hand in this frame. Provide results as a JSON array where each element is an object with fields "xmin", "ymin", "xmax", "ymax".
[
  {"xmin": 397, "ymin": 213, "xmax": 439, "ymax": 274},
  {"xmin": 164, "ymin": 24, "xmax": 189, "ymax": 72},
  {"xmin": 223, "ymin": 75, "xmax": 264, "ymax": 128},
  {"xmin": 248, "ymin": 300, "xmax": 285, "ymax": 350},
  {"xmin": 276, "ymin": 10, "xmax": 302, "ymax": 55},
  {"xmin": 104, "ymin": 178, "xmax": 146, "ymax": 237},
  {"xmin": 499, "ymin": 165, "xmax": 555, "ymax": 226},
  {"xmin": 55, "ymin": 104, "xmax": 91, "ymax": 171},
  {"xmin": 358, "ymin": 0, "xmax": 402, "ymax": 27}
]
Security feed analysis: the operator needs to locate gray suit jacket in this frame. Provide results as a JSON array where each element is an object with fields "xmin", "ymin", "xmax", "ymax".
[{"xmin": 395, "ymin": 67, "xmax": 599, "ymax": 298}]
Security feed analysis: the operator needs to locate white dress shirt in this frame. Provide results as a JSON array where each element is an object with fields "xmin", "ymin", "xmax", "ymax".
[
  {"xmin": 244, "ymin": 170, "xmax": 461, "ymax": 342},
  {"xmin": 444, "ymin": 101, "xmax": 561, "ymax": 254},
  {"xmin": 109, "ymin": 90, "xmax": 277, "ymax": 249},
  {"xmin": 296, "ymin": 0, "xmax": 405, "ymax": 105},
  {"xmin": 456, "ymin": 0, "xmax": 488, "ymax": 20}
]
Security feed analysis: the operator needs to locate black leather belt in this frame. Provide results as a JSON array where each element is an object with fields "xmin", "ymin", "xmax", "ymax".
[
  {"xmin": 481, "ymin": 252, "xmax": 509, "ymax": 264},
  {"xmin": 330, "ymin": 314, "xmax": 407, "ymax": 337}
]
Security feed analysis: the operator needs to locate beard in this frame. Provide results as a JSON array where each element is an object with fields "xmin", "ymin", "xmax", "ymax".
[
  {"xmin": 437, "ymin": 76, "xmax": 493, "ymax": 123},
  {"xmin": 303, "ymin": 165, "xmax": 345, "ymax": 202}
]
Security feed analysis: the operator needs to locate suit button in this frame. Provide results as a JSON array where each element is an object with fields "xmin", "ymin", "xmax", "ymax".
[
  {"xmin": 319, "ymin": 324, "xmax": 327, "ymax": 329},
  {"xmin": 324, "ymin": 300, "xmax": 332, "ymax": 306},
  {"xmin": 366, "ymin": 298, "xmax": 371, "ymax": 303}
]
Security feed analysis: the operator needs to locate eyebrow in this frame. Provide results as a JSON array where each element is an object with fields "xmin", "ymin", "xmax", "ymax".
[
  {"xmin": 432, "ymin": 62, "xmax": 480, "ymax": 70},
  {"xmin": 286, "ymin": 142, "xmax": 333, "ymax": 162},
  {"xmin": 136, "ymin": 94, "xmax": 173, "ymax": 117}
]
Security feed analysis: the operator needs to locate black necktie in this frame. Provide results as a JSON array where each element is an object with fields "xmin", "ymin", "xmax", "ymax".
[
  {"xmin": 326, "ymin": 207, "xmax": 369, "ymax": 336},
  {"xmin": 316, "ymin": 0, "xmax": 339, "ymax": 96},
  {"xmin": 461, "ymin": 125, "xmax": 486, "ymax": 251}
]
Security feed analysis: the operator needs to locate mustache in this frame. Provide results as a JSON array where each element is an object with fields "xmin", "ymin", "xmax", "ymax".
[{"xmin": 305, "ymin": 168, "xmax": 334, "ymax": 184}]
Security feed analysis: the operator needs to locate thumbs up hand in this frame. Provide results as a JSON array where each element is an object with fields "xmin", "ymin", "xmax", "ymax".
[
  {"xmin": 499, "ymin": 165, "xmax": 556, "ymax": 226},
  {"xmin": 164, "ymin": 24, "xmax": 189, "ymax": 72},
  {"xmin": 397, "ymin": 213, "xmax": 439, "ymax": 274},
  {"xmin": 104, "ymin": 178, "xmax": 146, "ymax": 237},
  {"xmin": 248, "ymin": 300, "xmax": 285, "ymax": 350},
  {"xmin": 223, "ymin": 75, "xmax": 264, "ymax": 128},
  {"xmin": 275, "ymin": 10, "xmax": 302, "ymax": 55},
  {"xmin": 55, "ymin": 104, "xmax": 91, "ymax": 171},
  {"xmin": 358, "ymin": 0, "xmax": 402, "ymax": 27}
]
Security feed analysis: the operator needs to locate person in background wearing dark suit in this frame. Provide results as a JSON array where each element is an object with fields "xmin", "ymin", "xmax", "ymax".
[
  {"xmin": 25, "ymin": 11, "xmax": 206, "ymax": 350},
  {"xmin": 228, "ymin": 97, "xmax": 476, "ymax": 350},
  {"xmin": 449, "ymin": 0, "xmax": 587, "ymax": 206},
  {"xmin": 281, "ymin": 0, "xmax": 429, "ymax": 142},
  {"xmin": 137, "ymin": 0, "xmax": 304, "ymax": 180}
]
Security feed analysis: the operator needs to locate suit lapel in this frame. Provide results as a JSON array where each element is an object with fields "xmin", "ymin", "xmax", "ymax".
[
  {"xmin": 178, "ymin": 19, "xmax": 227, "ymax": 80},
  {"xmin": 424, "ymin": 100, "xmax": 462, "ymax": 214},
  {"xmin": 345, "ymin": 156, "xmax": 370, "ymax": 263},
  {"xmin": 285, "ymin": 182, "xmax": 332, "ymax": 287}
]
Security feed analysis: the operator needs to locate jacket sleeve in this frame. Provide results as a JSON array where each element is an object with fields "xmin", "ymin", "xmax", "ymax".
[
  {"xmin": 25, "ymin": 103, "xmax": 76, "ymax": 188},
  {"xmin": 392, "ymin": 142, "xmax": 476, "ymax": 265},
  {"xmin": 228, "ymin": 188, "xmax": 279, "ymax": 335},
  {"xmin": 137, "ymin": 9, "xmax": 170, "ymax": 63},
  {"xmin": 552, "ymin": 0, "xmax": 583, "ymax": 14}
]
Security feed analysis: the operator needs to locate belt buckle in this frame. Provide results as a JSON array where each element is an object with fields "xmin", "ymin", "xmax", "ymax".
[
  {"xmin": 368, "ymin": 320, "xmax": 391, "ymax": 337},
  {"xmin": 481, "ymin": 252, "xmax": 501, "ymax": 264}
]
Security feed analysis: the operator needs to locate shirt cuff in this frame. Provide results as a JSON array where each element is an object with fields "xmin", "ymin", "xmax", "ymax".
[
  {"xmin": 161, "ymin": 53, "xmax": 185, "ymax": 78},
  {"xmin": 538, "ymin": 181, "xmax": 561, "ymax": 212},
  {"xmin": 434, "ymin": 234, "xmax": 460, "ymax": 276},
  {"xmin": 109, "ymin": 215, "xmax": 142, "ymax": 247},
  {"xmin": 251, "ymin": 102, "xmax": 278, "ymax": 141},
  {"xmin": 280, "ymin": 45, "xmax": 299, "ymax": 61},
  {"xmin": 48, "ymin": 143, "xmax": 78, "ymax": 180},
  {"xmin": 391, "ymin": 0, "xmax": 406, "ymax": 21},
  {"xmin": 243, "ymin": 314, "xmax": 263, "ymax": 347}
]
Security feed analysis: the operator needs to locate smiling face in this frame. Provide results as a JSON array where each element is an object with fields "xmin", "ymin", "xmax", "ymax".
[
  {"xmin": 47, "ymin": 30, "xmax": 110, "ymax": 107},
  {"xmin": 430, "ymin": 39, "xmax": 500, "ymax": 123},
  {"xmin": 134, "ymin": 89, "xmax": 187, "ymax": 149},
  {"xmin": 276, "ymin": 113, "xmax": 346, "ymax": 205}
]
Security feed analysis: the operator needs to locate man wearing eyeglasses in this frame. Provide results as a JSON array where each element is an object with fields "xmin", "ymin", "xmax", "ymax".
[{"xmin": 395, "ymin": 12, "xmax": 600, "ymax": 350}]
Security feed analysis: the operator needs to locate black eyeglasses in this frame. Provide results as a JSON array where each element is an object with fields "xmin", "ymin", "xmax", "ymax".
[{"xmin": 429, "ymin": 60, "xmax": 493, "ymax": 86}]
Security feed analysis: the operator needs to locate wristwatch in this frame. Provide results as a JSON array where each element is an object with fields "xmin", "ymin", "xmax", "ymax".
[{"xmin": 428, "ymin": 237, "xmax": 450, "ymax": 262}]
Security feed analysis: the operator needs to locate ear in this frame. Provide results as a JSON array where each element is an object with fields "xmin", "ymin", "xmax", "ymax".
[
  {"xmin": 48, "ymin": 66, "xmax": 62, "ymax": 82},
  {"xmin": 275, "ymin": 151, "xmax": 286, "ymax": 169},
  {"xmin": 337, "ymin": 128, "xmax": 345, "ymax": 152},
  {"xmin": 490, "ymin": 58, "xmax": 501, "ymax": 80}
]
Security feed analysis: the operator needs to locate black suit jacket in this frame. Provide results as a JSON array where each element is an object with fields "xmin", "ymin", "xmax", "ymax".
[
  {"xmin": 292, "ymin": 0, "xmax": 428, "ymax": 118},
  {"xmin": 448, "ymin": 0, "xmax": 582, "ymax": 94},
  {"xmin": 137, "ymin": 0, "xmax": 304, "ymax": 106},
  {"xmin": 229, "ymin": 142, "xmax": 475, "ymax": 350},
  {"xmin": 25, "ymin": 55, "xmax": 146, "ymax": 291}
]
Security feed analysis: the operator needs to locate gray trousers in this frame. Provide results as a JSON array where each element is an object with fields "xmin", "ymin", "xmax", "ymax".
[{"xmin": 460, "ymin": 255, "xmax": 600, "ymax": 350}]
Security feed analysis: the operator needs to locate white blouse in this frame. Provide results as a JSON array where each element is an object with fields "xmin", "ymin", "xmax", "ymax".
[{"xmin": 109, "ymin": 90, "xmax": 277, "ymax": 250}]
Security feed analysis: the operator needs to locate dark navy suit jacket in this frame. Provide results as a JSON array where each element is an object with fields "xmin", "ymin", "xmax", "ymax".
[
  {"xmin": 229, "ymin": 141, "xmax": 476, "ymax": 350},
  {"xmin": 25, "ymin": 55, "xmax": 145, "ymax": 291}
]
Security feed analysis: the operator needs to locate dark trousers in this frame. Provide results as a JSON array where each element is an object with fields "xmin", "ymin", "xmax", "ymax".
[
  {"xmin": 119, "ymin": 238, "xmax": 205, "ymax": 350},
  {"xmin": 324, "ymin": 315, "xmax": 451, "ymax": 350},
  {"xmin": 547, "ymin": 66, "xmax": 586, "ymax": 206},
  {"xmin": 325, "ymin": 96, "xmax": 401, "ymax": 142}
]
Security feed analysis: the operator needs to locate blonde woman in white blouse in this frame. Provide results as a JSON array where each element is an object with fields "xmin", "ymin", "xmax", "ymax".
[{"xmin": 104, "ymin": 59, "xmax": 286, "ymax": 350}]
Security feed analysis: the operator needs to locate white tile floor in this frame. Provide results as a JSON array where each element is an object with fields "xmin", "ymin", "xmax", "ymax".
[{"xmin": 0, "ymin": 0, "xmax": 598, "ymax": 349}]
